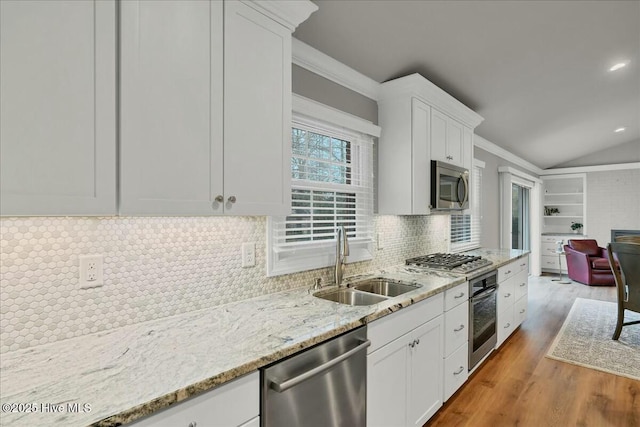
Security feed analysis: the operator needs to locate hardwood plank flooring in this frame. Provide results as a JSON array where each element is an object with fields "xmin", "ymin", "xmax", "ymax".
[{"xmin": 426, "ymin": 275, "xmax": 639, "ymax": 427}]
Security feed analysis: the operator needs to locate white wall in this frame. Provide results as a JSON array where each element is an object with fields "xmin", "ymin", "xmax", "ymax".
[{"xmin": 586, "ymin": 168, "xmax": 640, "ymax": 244}]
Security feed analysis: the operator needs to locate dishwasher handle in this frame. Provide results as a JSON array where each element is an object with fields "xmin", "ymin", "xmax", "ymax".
[{"xmin": 269, "ymin": 339, "xmax": 371, "ymax": 393}]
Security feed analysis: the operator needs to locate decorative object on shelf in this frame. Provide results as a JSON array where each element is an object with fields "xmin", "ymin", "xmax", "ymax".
[
  {"xmin": 571, "ymin": 222, "xmax": 583, "ymax": 234},
  {"xmin": 544, "ymin": 207, "xmax": 560, "ymax": 216}
]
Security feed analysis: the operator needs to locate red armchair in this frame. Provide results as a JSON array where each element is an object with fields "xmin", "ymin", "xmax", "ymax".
[{"xmin": 564, "ymin": 239, "xmax": 615, "ymax": 286}]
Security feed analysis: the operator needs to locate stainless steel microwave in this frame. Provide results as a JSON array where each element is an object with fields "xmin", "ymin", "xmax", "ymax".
[{"xmin": 431, "ymin": 160, "xmax": 469, "ymax": 210}]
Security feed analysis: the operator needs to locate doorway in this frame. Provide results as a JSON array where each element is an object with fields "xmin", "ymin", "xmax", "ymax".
[
  {"xmin": 498, "ymin": 166, "xmax": 541, "ymax": 276},
  {"xmin": 512, "ymin": 183, "xmax": 530, "ymax": 251}
]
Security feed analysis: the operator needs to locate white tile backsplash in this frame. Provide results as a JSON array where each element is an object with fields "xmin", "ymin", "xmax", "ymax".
[{"xmin": 0, "ymin": 214, "xmax": 449, "ymax": 353}]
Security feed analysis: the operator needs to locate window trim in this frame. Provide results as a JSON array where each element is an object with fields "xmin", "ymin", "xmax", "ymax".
[
  {"xmin": 450, "ymin": 159, "xmax": 484, "ymax": 253},
  {"xmin": 267, "ymin": 96, "xmax": 380, "ymax": 277}
]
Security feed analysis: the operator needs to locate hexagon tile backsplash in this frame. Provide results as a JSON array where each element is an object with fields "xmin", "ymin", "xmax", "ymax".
[{"xmin": 0, "ymin": 215, "xmax": 449, "ymax": 353}]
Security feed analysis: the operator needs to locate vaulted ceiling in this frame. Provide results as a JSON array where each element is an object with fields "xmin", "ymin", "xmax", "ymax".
[{"xmin": 293, "ymin": 0, "xmax": 640, "ymax": 169}]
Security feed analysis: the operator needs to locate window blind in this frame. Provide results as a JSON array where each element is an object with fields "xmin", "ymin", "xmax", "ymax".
[
  {"xmin": 451, "ymin": 163, "xmax": 483, "ymax": 252},
  {"xmin": 268, "ymin": 117, "xmax": 375, "ymax": 276}
]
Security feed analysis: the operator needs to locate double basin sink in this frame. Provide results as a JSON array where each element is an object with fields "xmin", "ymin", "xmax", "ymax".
[{"xmin": 314, "ymin": 278, "xmax": 421, "ymax": 306}]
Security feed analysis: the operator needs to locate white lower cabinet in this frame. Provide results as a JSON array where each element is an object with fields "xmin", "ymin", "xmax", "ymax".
[
  {"xmin": 497, "ymin": 302, "xmax": 515, "ymax": 347},
  {"xmin": 130, "ymin": 372, "xmax": 259, "ymax": 427},
  {"xmin": 442, "ymin": 282, "xmax": 469, "ymax": 401},
  {"xmin": 367, "ymin": 294, "xmax": 444, "ymax": 427},
  {"xmin": 443, "ymin": 342, "xmax": 468, "ymax": 401},
  {"xmin": 496, "ymin": 256, "xmax": 529, "ymax": 348}
]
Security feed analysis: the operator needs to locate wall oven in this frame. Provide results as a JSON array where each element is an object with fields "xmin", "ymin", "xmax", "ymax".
[
  {"xmin": 431, "ymin": 160, "xmax": 469, "ymax": 210},
  {"xmin": 469, "ymin": 270, "xmax": 498, "ymax": 370}
]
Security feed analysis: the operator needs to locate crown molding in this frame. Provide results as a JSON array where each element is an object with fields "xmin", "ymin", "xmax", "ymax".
[
  {"xmin": 378, "ymin": 73, "xmax": 484, "ymax": 129},
  {"xmin": 292, "ymin": 38, "xmax": 381, "ymax": 101},
  {"xmin": 293, "ymin": 94, "xmax": 381, "ymax": 138},
  {"xmin": 474, "ymin": 135, "xmax": 544, "ymax": 175},
  {"xmin": 540, "ymin": 162, "xmax": 640, "ymax": 175},
  {"xmin": 244, "ymin": 1, "xmax": 318, "ymax": 31},
  {"xmin": 497, "ymin": 166, "xmax": 542, "ymax": 184}
]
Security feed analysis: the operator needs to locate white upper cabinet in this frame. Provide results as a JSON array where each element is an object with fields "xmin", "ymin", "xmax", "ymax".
[
  {"xmin": 120, "ymin": 0, "xmax": 315, "ymax": 216},
  {"xmin": 377, "ymin": 74, "xmax": 483, "ymax": 215},
  {"xmin": 223, "ymin": 1, "xmax": 291, "ymax": 215},
  {"xmin": 0, "ymin": 0, "xmax": 116, "ymax": 216},
  {"xmin": 120, "ymin": 0, "xmax": 223, "ymax": 215},
  {"xmin": 431, "ymin": 108, "xmax": 466, "ymax": 168}
]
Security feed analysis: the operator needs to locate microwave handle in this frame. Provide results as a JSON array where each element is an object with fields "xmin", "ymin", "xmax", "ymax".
[{"xmin": 459, "ymin": 173, "xmax": 469, "ymax": 208}]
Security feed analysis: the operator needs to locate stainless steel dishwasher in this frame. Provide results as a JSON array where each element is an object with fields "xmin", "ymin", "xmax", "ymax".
[{"xmin": 261, "ymin": 326, "xmax": 369, "ymax": 427}]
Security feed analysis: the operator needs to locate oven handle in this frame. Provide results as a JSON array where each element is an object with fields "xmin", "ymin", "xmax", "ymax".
[
  {"xmin": 269, "ymin": 339, "xmax": 371, "ymax": 393},
  {"xmin": 472, "ymin": 287, "xmax": 497, "ymax": 302}
]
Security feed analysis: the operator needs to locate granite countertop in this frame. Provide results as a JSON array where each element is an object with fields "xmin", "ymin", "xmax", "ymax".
[{"xmin": 0, "ymin": 248, "xmax": 528, "ymax": 427}]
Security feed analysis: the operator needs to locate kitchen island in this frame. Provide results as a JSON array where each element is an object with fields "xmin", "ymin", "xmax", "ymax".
[{"xmin": 0, "ymin": 249, "xmax": 527, "ymax": 426}]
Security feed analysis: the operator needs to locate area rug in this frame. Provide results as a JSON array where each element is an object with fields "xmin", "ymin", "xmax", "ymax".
[{"xmin": 546, "ymin": 297, "xmax": 640, "ymax": 380}]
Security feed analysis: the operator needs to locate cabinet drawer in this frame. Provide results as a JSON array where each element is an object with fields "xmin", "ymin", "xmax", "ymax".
[
  {"xmin": 542, "ymin": 235, "xmax": 561, "ymax": 244},
  {"xmin": 444, "ymin": 301, "xmax": 468, "ymax": 357},
  {"xmin": 497, "ymin": 305, "xmax": 515, "ymax": 348},
  {"xmin": 497, "ymin": 279, "xmax": 515, "ymax": 312},
  {"xmin": 542, "ymin": 243, "xmax": 559, "ymax": 256},
  {"xmin": 516, "ymin": 256, "xmax": 529, "ymax": 273},
  {"xmin": 368, "ymin": 293, "xmax": 444, "ymax": 354},
  {"xmin": 541, "ymin": 254, "xmax": 566, "ymax": 272},
  {"xmin": 513, "ymin": 270, "xmax": 528, "ymax": 301},
  {"xmin": 444, "ymin": 282, "xmax": 468, "ymax": 311},
  {"xmin": 443, "ymin": 342, "xmax": 468, "ymax": 402},
  {"xmin": 515, "ymin": 294, "xmax": 528, "ymax": 326},
  {"xmin": 131, "ymin": 371, "xmax": 259, "ymax": 427},
  {"xmin": 498, "ymin": 261, "xmax": 518, "ymax": 283}
]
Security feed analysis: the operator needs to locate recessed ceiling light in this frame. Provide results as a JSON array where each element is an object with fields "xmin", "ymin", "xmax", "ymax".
[
  {"xmin": 614, "ymin": 127, "xmax": 626, "ymax": 133},
  {"xmin": 609, "ymin": 61, "xmax": 629, "ymax": 72}
]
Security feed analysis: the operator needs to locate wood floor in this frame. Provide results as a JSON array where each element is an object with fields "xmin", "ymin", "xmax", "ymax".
[{"xmin": 426, "ymin": 275, "xmax": 639, "ymax": 427}]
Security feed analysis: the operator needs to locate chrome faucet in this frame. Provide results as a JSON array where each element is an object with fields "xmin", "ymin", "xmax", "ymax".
[{"xmin": 334, "ymin": 225, "xmax": 350, "ymax": 286}]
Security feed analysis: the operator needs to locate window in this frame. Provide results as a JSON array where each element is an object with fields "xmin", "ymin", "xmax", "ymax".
[
  {"xmin": 450, "ymin": 161, "xmax": 484, "ymax": 252},
  {"xmin": 267, "ymin": 106, "xmax": 376, "ymax": 277}
]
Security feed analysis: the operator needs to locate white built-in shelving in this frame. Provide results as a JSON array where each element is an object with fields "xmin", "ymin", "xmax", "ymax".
[{"xmin": 541, "ymin": 173, "xmax": 587, "ymax": 273}]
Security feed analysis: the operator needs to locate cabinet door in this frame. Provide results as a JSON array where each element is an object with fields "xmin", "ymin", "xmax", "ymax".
[
  {"xmin": 515, "ymin": 294, "xmax": 528, "ymax": 326},
  {"xmin": 497, "ymin": 277, "xmax": 515, "ymax": 313},
  {"xmin": 130, "ymin": 372, "xmax": 259, "ymax": 427},
  {"xmin": 120, "ymin": 0, "xmax": 223, "ymax": 215},
  {"xmin": 0, "ymin": 0, "xmax": 116, "ymax": 216},
  {"xmin": 446, "ymin": 119, "xmax": 463, "ymax": 166},
  {"xmin": 408, "ymin": 316, "xmax": 443, "ymax": 427},
  {"xmin": 367, "ymin": 335, "xmax": 409, "ymax": 427},
  {"xmin": 444, "ymin": 301, "xmax": 469, "ymax": 357},
  {"xmin": 431, "ymin": 109, "xmax": 447, "ymax": 163},
  {"xmin": 411, "ymin": 98, "xmax": 430, "ymax": 214},
  {"xmin": 443, "ymin": 342, "xmax": 468, "ymax": 401},
  {"xmin": 514, "ymin": 270, "xmax": 528, "ymax": 301},
  {"xmin": 224, "ymin": 1, "xmax": 291, "ymax": 215},
  {"xmin": 497, "ymin": 304, "xmax": 515, "ymax": 347}
]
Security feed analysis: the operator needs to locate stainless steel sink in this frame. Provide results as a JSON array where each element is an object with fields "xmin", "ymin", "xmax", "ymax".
[
  {"xmin": 351, "ymin": 279, "xmax": 420, "ymax": 297},
  {"xmin": 314, "ymin": 278, "xmax": 421, "ymax": 306},
  {"xmin": 315, "ymin": 289, "xmax": 387, "ymax": 306}
]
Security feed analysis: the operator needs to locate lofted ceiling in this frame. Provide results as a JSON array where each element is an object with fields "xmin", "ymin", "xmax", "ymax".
[{"xmin": 293, "ymin": 0, "xmax": 640, "ymax": 170}]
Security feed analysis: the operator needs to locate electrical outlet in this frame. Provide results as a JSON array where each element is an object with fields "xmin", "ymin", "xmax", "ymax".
[
  {"xmin": 241, "ymin": 242, "xmax": 256, "ymax": 268},
  {"xmin": 377, "ymin": 232, "xmax": 385, "ymax": 250},
  {"xmin": 79, "ymin": 254, "xmax": 104, "ymax": 289}
]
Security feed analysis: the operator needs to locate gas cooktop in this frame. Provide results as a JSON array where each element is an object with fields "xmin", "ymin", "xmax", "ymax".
[{"xmin": 405, "ymin": 253, "xmax": 493, "ymax": 274}]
